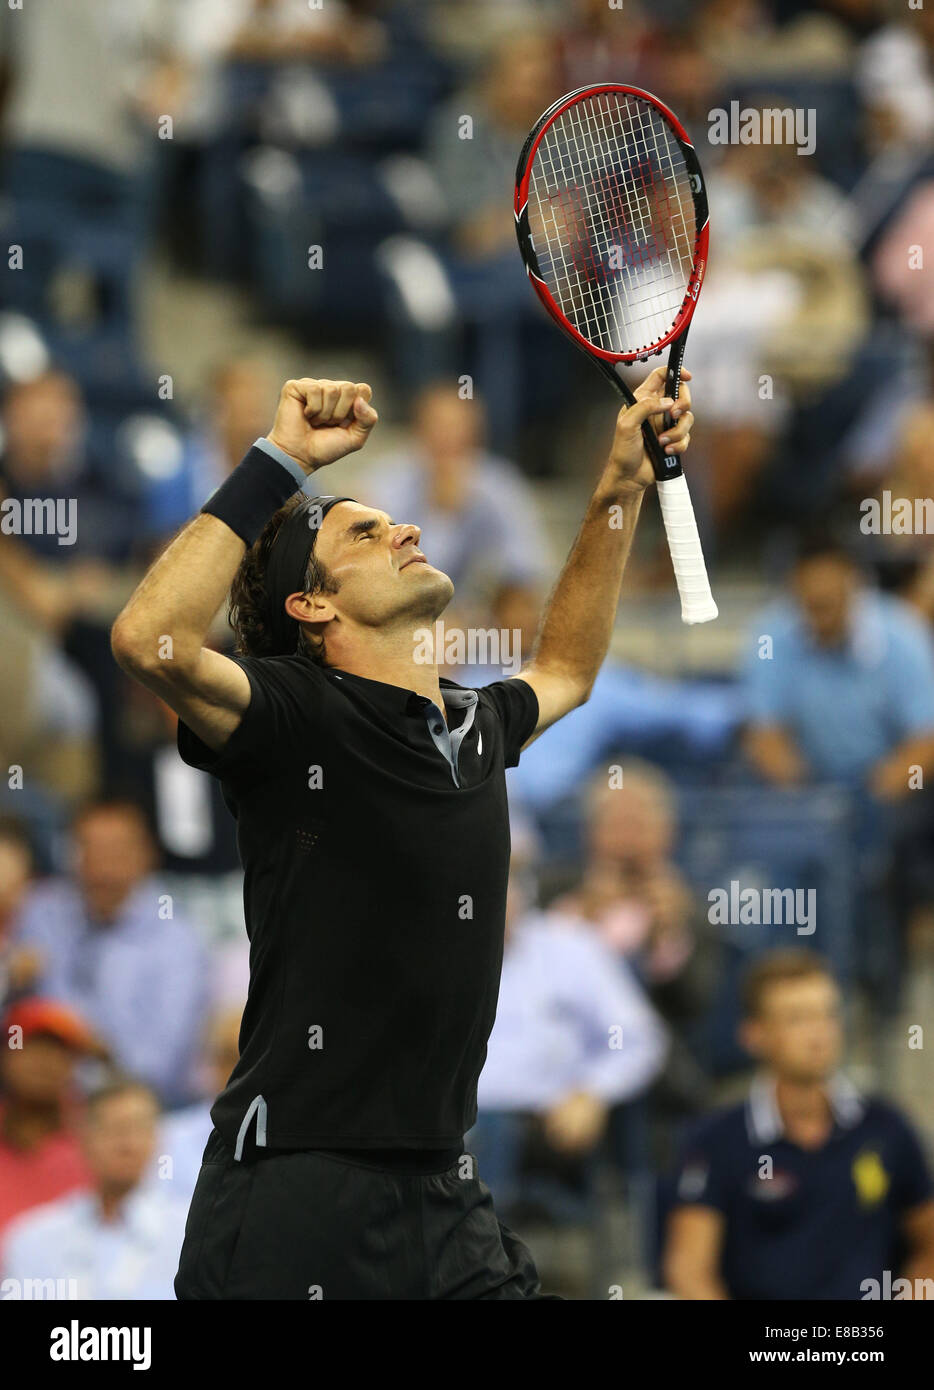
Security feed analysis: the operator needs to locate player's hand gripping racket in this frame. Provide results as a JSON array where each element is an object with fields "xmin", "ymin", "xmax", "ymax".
[{"xmin": 515, "ymin": 84, "xmax": 717, "ymax": 624}]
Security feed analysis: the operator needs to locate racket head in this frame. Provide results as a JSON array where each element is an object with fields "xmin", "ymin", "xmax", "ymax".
[{"xmin": 514, "ymin": 84, "xmax": 709, "ymax": 367}]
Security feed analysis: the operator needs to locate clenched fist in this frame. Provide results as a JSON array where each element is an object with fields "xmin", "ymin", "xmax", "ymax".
[{"xmin": 267, "ymin": 378, "xmax": 378, "ymax": 474}]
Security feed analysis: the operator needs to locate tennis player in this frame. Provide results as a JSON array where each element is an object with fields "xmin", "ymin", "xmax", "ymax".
[{"xmin": 111, "ymin": 368, "xmax": 693, "ymax": 1300}]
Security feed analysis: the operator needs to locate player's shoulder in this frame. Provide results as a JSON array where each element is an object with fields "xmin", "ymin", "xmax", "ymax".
[
  {"xmin": 235, "ymin": 650, "xmax": 337, "ymax": 702},
  {"xmin": 237, "ymin": 650, "xmax": 326, "ymax": 680},
  {"xmin": 451, "ymin": 674, "xmax": 533, "ymax": 705},
  {"xmin": 474, "ymin": 675, "xmax": 539, "ymax": 723},
  {"xmin": 448, "ymin": 675, "xmax": 539, "ymax": 763},
  {"xmin": 474, "ymin": 673, "xmax": 537, "ymax": 697}
]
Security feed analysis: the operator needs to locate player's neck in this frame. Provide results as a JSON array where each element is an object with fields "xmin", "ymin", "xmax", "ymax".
[{"xmin": 325, "ymin": 627, "xmax": 445, "ymax": 714}]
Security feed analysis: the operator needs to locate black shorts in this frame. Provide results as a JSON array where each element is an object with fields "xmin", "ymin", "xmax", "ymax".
[{"xmin": 175, "ymin": 1129, "xmax": 559, "ymax": 1300}]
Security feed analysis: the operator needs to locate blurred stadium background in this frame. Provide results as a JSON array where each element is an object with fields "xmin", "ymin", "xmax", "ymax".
[{"xmin": 1, "ymin": 0, "xmax": 933, "ymax": 1299}]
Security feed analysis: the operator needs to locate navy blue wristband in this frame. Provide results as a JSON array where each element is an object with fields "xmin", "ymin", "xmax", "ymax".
[{"xmin": 201, "ymin": 445, "xmax": 304, "ymax": 545}]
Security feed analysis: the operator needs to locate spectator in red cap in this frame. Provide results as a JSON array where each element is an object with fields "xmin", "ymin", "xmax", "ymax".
[{"xmin": 0, "ymin": 998, "xmax": 103, "ymax": 1237}]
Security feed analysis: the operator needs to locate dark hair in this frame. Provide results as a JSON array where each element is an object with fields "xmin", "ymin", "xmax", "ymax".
[
  {"xmin": 228, "ymin": 497, "xmax": 339, "ymax": 662},
  {"xmin": 792, "ymin": 527, "xmax": 856, "ymax": 571},
  {"xmin": 741, "ymin": 949, "xmax": 834, "ymax": 1018},
  {"xmin": 71, "ymin": 797, "xmax": 154, "ymax": 841}
]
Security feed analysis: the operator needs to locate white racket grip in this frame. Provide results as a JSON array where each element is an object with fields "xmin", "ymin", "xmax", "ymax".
[{"xmin": 656, "ymin": 474, "xmax": 718, "ymax": 624}]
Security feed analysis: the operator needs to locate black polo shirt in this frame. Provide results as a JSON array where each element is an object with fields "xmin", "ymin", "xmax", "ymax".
[
  {"xmin": 177, "ymin": 653, "xmax": 538, "ymax": 1154},
  {"xmin": 671, "ymin": 1075, "xmax": 933, "ymax": 1300}
]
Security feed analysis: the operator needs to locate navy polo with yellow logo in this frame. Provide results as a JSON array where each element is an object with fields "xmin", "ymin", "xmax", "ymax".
[{"xmin": 671, "ymin": 1075, "xmax": 932, "ymax": 1299}]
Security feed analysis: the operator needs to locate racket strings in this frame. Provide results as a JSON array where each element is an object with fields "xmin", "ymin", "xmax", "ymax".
[{"xmin": 528, "ymin": 92, "xmax": 698, "ymax": 354}]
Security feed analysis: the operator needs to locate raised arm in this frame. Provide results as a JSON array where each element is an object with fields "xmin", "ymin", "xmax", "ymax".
[
  {"xmin": 111, "ymin": 378, "xmax": 377, "ymax": 750},
  {"xmin": 518, "ymin": 367, "xmax": 694, "ymax": 746}
]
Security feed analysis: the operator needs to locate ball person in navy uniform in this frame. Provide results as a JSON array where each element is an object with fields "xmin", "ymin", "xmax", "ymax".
[{"xmin": 111, "ymin": 371, "xmax": 693, "ymax": 1299}]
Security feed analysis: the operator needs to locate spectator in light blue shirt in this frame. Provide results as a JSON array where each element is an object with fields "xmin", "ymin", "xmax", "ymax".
[
  {"xmin": 742, "ymin": 535, "xmax": 934, "ymax": 792},
  {"xmin": 741, "ymin": 535, "xmax": 934, "ymax": 1011},
  {"xmin": 14, "ymin": 800, "xmax": 208, "ymax": 1108},
  {"xmin": 470, "ymin": 814, "xmax": 667, "ymax": 1216}
]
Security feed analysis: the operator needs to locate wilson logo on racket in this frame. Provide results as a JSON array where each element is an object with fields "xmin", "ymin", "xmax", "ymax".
[{"xmin": 514, "ymin": 83, "xmax": 717, "ymax": 626}]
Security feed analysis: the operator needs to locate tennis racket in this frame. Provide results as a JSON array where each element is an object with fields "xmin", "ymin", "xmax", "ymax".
[{"xmin": 514, "ymin": 84, "xmax": 717, "ymax": 624}]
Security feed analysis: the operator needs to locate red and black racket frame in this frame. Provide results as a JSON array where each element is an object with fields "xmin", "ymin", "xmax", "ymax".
[{"xmin": 514, "ymin": 84, "xmax": 709, "ymax": 483}]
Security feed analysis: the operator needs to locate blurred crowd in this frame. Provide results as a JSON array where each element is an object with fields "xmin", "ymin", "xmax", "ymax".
[{"xmin": 1, "ymin": 0, "xmax": 934, "ymax": 1298}]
